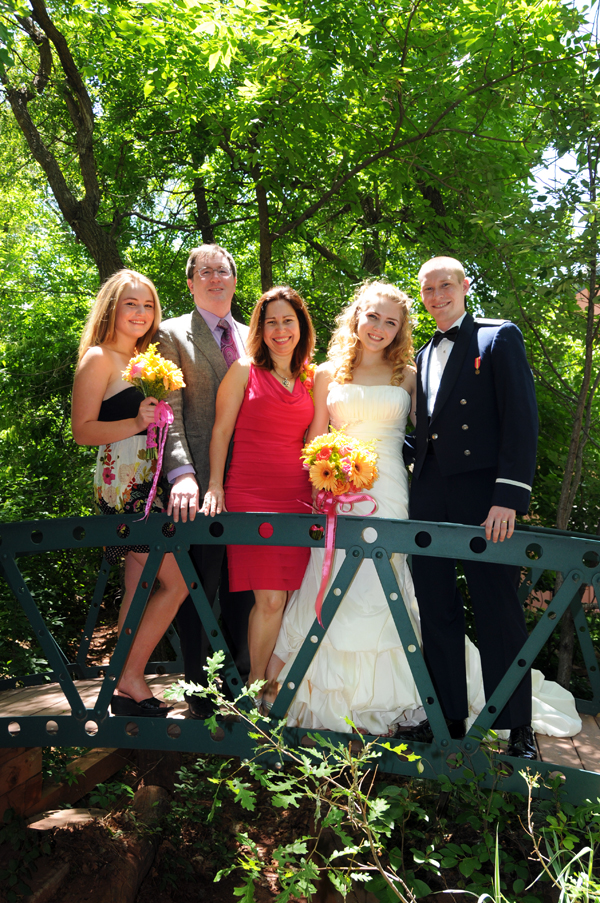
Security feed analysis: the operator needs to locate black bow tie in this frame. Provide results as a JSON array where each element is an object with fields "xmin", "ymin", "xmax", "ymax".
[{"xmin": 432, "ymin": 325, "xmax": 460, "ymax": 347}]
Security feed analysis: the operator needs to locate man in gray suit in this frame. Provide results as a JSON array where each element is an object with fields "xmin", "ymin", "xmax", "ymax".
[{"xmin": 156, "ymin": 244, "xmax": 253, "ymax": 717}]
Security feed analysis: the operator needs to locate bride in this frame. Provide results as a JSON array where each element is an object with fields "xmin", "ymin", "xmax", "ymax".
[{"xmin": 266, "ymin": 281, "xmax": 581, "ymax": 740}]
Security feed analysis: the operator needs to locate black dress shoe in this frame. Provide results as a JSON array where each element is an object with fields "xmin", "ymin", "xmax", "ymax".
[
  {"xmin": 186, "ymin": 695, "xmax": 218, "ymax": 720},
  {"xmin": 507, "ymin": 725, "xmax": 537, "ymax": 760},
  {"xmin": 399, "ymin": 717, "xmax": 466, "ymax": 743},
  {"xmin": 111, "ymin": 694, "xmax": 172, "ymax": 718}
]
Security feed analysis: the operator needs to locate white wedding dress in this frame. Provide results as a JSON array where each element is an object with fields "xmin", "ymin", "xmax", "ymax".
[{"xmin": 274, "ymin": 382, "xmax": 581, "ymax": 738}]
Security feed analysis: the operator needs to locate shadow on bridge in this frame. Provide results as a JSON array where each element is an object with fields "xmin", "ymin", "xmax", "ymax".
[{"xmin": 1, "ymin": 511, "xmax": 599, "ymax": 805}]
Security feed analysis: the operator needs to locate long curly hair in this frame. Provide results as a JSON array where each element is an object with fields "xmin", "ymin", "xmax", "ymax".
[
  {"xmin": 78, "ymin": 269, "xmax": 161, "ymax": 363},
  {"xmin": 328, "ymin": 281, "xmax": 413, "ymax": 386}
]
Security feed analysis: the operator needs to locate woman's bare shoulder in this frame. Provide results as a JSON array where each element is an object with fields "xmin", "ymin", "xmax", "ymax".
[
  {"xmin": 77, "ymin": 344, "xmax": 115, "ymax": 376},
  {"xmin": 316, "ymin": 361, "xmax": 336, "ymax": 378},
  {"xmin": 399, "ymin": 365, "xmax": 417, "ymax": 391}
]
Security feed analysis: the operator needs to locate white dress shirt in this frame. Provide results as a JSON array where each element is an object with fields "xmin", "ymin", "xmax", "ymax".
[{"xmin": 426, "ymin": 312, "xmax": 467, "ymax": 416}]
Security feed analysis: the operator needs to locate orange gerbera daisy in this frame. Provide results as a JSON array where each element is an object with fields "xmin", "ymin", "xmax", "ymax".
[
  {"xmin": 310, "ymin": 459, "xmax": 339, "ymax": 492},
  {"xmin": 350, "ymin": 456, "xmax": 377, "ymax": 489}
]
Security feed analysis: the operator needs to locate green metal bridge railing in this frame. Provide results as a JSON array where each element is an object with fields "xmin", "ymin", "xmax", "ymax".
[{"xmin": 1, "ymin": 512, "xmax": 599, "ymax": 802}]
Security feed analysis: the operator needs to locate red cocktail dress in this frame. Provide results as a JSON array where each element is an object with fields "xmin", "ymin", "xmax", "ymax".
[{"xmin": 225, "ymin": 364, "xmax": 313, "ymax": 591}]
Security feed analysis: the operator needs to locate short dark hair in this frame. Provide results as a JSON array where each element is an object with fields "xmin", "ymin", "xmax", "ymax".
[
  {"xmin": 185, "ymin": 244, "xmax": 237, "ymax": 280},
  {"xmin": 246, "ymin": 286, "xmax": 315, "ymax": 377}
]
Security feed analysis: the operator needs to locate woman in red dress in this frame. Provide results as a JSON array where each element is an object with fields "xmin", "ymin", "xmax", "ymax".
[{"xmin": 202, "ymin": 286, "xmax": 315, "ymax": 701}]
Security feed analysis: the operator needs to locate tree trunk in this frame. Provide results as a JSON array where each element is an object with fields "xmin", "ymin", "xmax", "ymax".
[
  {"xmin": 360, "ymin": 194, "xmax": 382, "ymax": 276},
  {"xmin": 255, "ymin": 179, "xmax": 273, "ymax": 292},
  {"xmin": 193, "ymin": 177, "xmax": 215, "ymax": 244},
  {"xmin": 3, "ymin": 0, "xmax": 125, "ymax": 282},
  {"xmin": 554, "ymin": 141, "xmax": 600, "ymax": 687}
]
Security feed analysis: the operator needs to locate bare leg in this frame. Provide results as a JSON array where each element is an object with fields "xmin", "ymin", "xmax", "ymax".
[
  {"xmin": 266, "ymin": 654, "xmax": 285, "ymax": 682},
  {"xmin": 263, "ymin": 653, "xmax": 285, "ymax": 708},
  {"xmin": 248, "ymin": 590, "xmax": 288, "ymax": 688},
  {"xmin": 117, "ymin": 554, "xmax": 144, "ymax": 635},
  {"xmin": 116, "ymin": 551, "xmax": 188, "ymax": 702}
]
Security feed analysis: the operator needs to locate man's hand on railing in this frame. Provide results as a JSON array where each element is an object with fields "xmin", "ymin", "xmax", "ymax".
[
  {"xmin": 167, "ymin": 474, "xmax": 200, "ymax": 523},
  {"xmin": 482, "ymin": 505, "xmax": 516, "ymax": 543}
]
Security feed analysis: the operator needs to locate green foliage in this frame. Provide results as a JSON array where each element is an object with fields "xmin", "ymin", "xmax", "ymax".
[
  {"xmin": 155, "ymin": 755, "xmax": 237, "ymax": 890},
  {"xmin": 87, "ymin": 779, "xmax": 135, "ymax": 810},
  {"xmin": 0, "ymin": 808, "xmax": 50, "ymax": 902},
  {"xmin": 164, "ymin": 654, "xmax": 600, "ymax": 902},
  {"xmin": 42, "ymin": 745, "xmax": 87, "ymax": 785}
]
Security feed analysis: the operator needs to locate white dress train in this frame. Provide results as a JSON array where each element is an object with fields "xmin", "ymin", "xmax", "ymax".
[{"xmin": 273, "ymin": 383, "xmax": 581, "ymax": 738}]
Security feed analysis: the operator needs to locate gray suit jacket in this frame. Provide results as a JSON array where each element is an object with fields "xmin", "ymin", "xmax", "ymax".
[{"xmin": 155, "ymin": 309, "xmax": 249, "ymax": 494}]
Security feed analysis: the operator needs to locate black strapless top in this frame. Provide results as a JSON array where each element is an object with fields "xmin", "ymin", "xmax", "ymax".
[{"xmin": 99, "ymin": 386, "xmax": 146, "ymax": 435}]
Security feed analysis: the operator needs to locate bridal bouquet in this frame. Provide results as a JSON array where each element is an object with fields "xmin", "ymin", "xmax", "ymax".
[
  {"xmin": 122, "ymin": 343, "xmax": 186, "ymax": 401},
  {"xmin": 122, "ymin": 344, "xmax": 185, "ymax": 518},
  {"xmin": 302, "ymin": 430, "xmax": 378, "ymax": 625},
  {"xmin": 302, "ymin": 429, "xmax": 378, "ymax": 495}
]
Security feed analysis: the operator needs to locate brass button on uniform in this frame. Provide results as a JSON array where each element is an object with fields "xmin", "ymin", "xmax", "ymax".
[
  {"xmin": 460, "ymin": 398, "xmax": 467, "ymax": 405},
  {"xmin": 431, "ymin": 433, "xmax": 438, "ymax": 440},
  {"xmin": 464, "ymin": 449, "xmax": 471, "ymax": 456},
  {"xmin": 462, "ymin": 424, "xmax": 469, "ymax": 430}
]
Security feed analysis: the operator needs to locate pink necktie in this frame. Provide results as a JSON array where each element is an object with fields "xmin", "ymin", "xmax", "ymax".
[{"xmin": 218, "ymin": 319, "xmax": 239, "ymax": 368}]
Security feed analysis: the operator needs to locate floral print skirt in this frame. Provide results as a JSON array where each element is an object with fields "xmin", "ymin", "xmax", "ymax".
[{"xmin": 94, "ymin": 435, "xmax": 168, "ymax": 565}]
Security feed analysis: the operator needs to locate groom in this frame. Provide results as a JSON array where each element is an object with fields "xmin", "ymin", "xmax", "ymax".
[{"xmin": 404, "ymin": 256, "xmax": 539, "ymax": 759}]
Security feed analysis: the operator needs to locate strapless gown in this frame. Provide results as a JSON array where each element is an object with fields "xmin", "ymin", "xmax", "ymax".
[
  {"xmin": 274, "ymin": 383, "xmax": 581, "ymax": 738},
  {"xmin": 94, "ymin": 386, "xmax": 167, "ymax": 565}
]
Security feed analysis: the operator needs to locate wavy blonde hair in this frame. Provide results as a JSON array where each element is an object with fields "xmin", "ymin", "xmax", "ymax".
[
  {"xmin": 77, "ymin": 269, "xmax": 161, "ymax": 363},
  {"xmin": 328, "ymin": 281, "xmax": 413, "ymax": 386}
]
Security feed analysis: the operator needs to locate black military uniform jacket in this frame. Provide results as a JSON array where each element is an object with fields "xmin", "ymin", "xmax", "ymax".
[{"xmin": 405, "ymin": 313, "xmax": 538, "ymax": 514}]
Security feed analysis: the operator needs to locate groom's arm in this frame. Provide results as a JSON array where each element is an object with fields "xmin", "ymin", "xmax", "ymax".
[{"xmin": 481, "ymin": 323, "xmax": 538, "ymax": 541}]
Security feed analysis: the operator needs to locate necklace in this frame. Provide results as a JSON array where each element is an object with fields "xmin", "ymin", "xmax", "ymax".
[{"xmin": 272, "ymin": 366, "xmax": 292, "ymax": 388}]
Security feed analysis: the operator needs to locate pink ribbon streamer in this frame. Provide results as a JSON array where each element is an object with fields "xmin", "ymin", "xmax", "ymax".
[
  {"xmin": 313, "ymin": 490, "xmax": 377, "ymax": 626},
  {"xmin": 139, "ymin": 401, "xmax": 174, "ymax": 521}
]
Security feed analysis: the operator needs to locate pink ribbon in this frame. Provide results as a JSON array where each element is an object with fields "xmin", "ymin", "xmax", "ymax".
[
  {"xmin": 139, "ymin": 401, "xmax": 174, "ymax": 521},
  {"xmin": 313, "ymin": 490, "xmax": 377, "ymax": 626}
]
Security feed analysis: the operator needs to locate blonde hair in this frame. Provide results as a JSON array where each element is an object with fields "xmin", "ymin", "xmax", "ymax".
[
  {"xmin": 328, "ymin": 281, "xmax": 413, "ymax": 386},
  {"xmin": 77, "ymin": 270, "xmax": 161, "ymax": 362},
  {"xmin": 418, "ymin": 256, "xmax": 466, "ymax": 284}
]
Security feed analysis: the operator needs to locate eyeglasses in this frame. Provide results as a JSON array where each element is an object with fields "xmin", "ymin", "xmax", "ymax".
[{"xmin": 195, "ymin": 266, "xmax": 233, "ymax": 280}]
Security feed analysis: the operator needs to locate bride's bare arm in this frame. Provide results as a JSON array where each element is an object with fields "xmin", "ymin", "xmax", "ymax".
[
  {"xmin": 401, "ymin": 365, "xmax": 418, "ymax": 426},
  {"xmin": 306, "ymin": 364, "xmax": 334, "ymax": 443}
]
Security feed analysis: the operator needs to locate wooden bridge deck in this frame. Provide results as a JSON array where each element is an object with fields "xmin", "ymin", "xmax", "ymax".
[
  {"xmin": 1, "ymin": 677, "xmax": 599, "ymax": 774},
  {"xmin": 0, "ymin": 675, "xmax": 189, "ymax": 731}
]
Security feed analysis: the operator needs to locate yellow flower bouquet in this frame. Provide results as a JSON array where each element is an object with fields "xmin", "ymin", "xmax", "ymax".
[
  {"xmin": 122, "ymin": 344, "xmax": 185, "ymax": 517},
  {"xmin": 122, "ymin": 342, "xmax": 185, "ymax": 401},
  {"xmin": 302, "ymin": 429, "xmax": 378, "ymax": 495}
]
